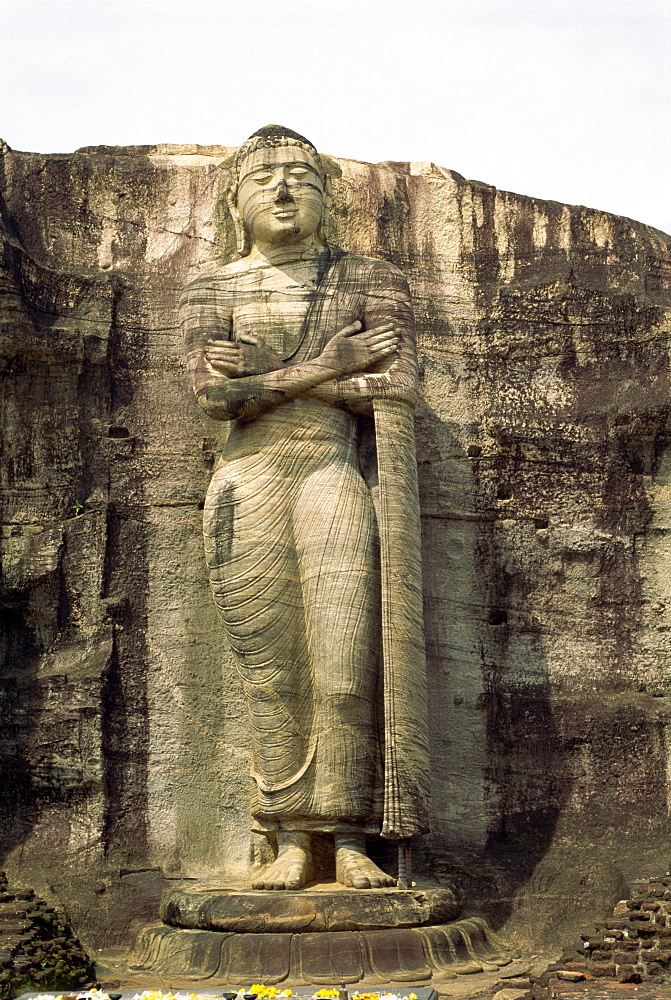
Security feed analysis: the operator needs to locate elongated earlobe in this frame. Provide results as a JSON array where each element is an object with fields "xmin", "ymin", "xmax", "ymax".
[
  {"xmin": 316, "ymin": 177, "xmax": 333, "ymax": 244},
  {"xmin": 226, "ymin": 189, "xmax": 252, "ymax": 257}
]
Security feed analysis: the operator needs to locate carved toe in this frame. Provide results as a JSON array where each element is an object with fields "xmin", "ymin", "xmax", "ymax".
[
  {"xmin": 336, "ymin": 847, "xmax": 393, "ymax": 890},
  {"xmin": 252, "ymin": 843, "xmax": 310, "ymax": 892}
]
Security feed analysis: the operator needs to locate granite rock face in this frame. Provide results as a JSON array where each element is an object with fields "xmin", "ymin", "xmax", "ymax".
[{"xmin": 1, "ymin": 139, "xmax": 671, "ymax": 950}]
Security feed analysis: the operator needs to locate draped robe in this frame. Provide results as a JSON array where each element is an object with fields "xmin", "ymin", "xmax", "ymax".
[{"xmin": 181, "ymin": 246, "xmax": 418, "ymax": 834}]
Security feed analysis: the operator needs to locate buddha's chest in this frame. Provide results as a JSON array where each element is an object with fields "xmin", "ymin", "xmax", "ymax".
[
  {"xmin": 231, "ymin": 262, "xmax": 322, "ymax": 359},
  {"xmin": 232, "ymin": 292, "xmax": 314, "ymax": 359}
]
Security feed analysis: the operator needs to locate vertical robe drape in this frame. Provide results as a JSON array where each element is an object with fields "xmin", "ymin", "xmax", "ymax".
[{"xmin": 182, "ymin": 247, "xmax": 429, "ymax": 836}]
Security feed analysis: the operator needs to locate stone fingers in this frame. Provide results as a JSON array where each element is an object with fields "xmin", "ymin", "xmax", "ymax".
[
  {"xmin": 334, "ymin": 320, "xmax": 363, "ymax": 340},
  {"xmin": 366, "ymin": 330, "xmax": 399, "ymax": 356},
  {"xmin": 369, "ymin": 339, "xmax": 398, "ymax": 354},
  {"xmin": 206, "ymin": 342, "xmax": 243, "ymax": 376},
  {"xmin": 364, "ymin": 321, "xmax": 395, "ymax": 336},
  {"xmin": 209, "ymin": 361, "xmax": 241, "ymax": 376},
  {"xmin": 205, "ymin": 342, "xmax": 241, "ymax": 357}
]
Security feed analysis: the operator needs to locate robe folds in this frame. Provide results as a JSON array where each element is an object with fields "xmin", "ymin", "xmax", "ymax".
[{"xmin": 181, "ymin": 246, "xmax": 422, "ymax": 834}]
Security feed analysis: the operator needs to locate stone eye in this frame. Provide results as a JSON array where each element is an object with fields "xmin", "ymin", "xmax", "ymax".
[{"xmin": 253, "ymin": 173, "xmax": 273, "ymax": 185}]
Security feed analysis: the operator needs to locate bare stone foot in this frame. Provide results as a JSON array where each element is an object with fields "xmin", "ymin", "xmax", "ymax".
[
  {"xmin": 335, "ymin": 834, "xmax": 396, "ymax": 889},
  {"xmin": 252, "ymin": 831, "xmax": 312, "ymax": 890}
]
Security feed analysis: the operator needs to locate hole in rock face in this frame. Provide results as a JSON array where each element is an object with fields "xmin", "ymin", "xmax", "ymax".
[
  {"xmin": 534, "ymin": 517, "xmax": 549, "ymax": 529},
  {"xmin": 467, "ymin": 445, "xmax": 482, "ymax": 458},
  {"xmin": 108, "ymin": 426, "xmax": 130, "ymax": 438},
  {"xmin": 489, "ymin": 608, "xmax": 508, "ymax": 626},
  {"xmin": 496, "ymin": 484, "xmax": 513, "ymax": 500}
]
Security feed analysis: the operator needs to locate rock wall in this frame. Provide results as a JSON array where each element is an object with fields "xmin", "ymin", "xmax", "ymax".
[{"xmin": 1, "ymin": 139, "xmax": 671, "ymax": 953}]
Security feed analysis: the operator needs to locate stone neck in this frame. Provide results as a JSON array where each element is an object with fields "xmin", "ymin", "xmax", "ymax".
[{"xmin": 251, "ymin": 239, "xmax": 328, "ymax": 269}]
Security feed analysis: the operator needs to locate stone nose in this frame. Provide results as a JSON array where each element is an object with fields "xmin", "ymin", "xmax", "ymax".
[{"xmin": 274, "ymin": 179, "xmax": 293, "ymax": 203}]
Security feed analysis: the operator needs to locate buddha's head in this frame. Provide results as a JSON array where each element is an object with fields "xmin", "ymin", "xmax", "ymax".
[{"xmin": 225, "ymin": 125, "xmax": 338, "ymax": 256}]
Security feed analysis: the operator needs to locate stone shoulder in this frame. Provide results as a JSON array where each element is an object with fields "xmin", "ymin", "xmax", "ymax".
[
  {"xmin": 337, "ymin": 249, "xmax": 408, "ymax": 285},
  {"xmin": 181, "ymin": 247, "xmax": 408, "ymax": 298},
  {"xmin": 180, "ymin": 257, "xmax": 249, "ymax": 296}
]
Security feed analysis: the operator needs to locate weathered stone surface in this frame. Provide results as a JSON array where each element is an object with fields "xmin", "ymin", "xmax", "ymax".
[
  {"xmin": 161, "ymin": 884, "xmax": 461, "ymax": 932},
  {"xmin": 557, "ymin": 970, "xmax": 585, "ymax": 982},
  {"xmin": 0, "ymin": 870, "xmax": 94, "ymax": 994},
  {"xmin": 555, "ymin": 873, "xmax": 671, "ymax": 988},
  {"xmin": 124, "ymin": 916, "xmax": 508, "ymax": 984},
  {"xmin": 1, "ymin": 136, "xmax": 671, "ymax": 955}
]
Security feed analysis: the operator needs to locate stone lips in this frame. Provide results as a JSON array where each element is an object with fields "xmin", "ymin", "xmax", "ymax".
[{"xmin": 161, "ymin": 885, "xmax": 462, "ymax": 933}]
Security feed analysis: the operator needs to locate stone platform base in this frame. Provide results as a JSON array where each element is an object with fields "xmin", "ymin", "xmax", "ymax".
[
  {"xmin": 130, "ymin": 917, "xmax": 512, "ymax": 984},
  {"xmin": 161, "ymin": 885, "xmax": 462, "ymax": 933}
]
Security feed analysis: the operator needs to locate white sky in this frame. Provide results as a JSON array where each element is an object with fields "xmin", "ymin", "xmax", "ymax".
[{"xmin": 1, "ymin": 0, "xmax": 669, "ymax": 233}]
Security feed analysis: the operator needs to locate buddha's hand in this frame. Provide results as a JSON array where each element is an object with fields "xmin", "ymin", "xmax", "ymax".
[
  {"xmin": 316, "ymin": 321, "xmax": 399, "ymax": 376},
  {"xmin": 204, "ymin": 335, "xmax": 285, "ymax": 377}
]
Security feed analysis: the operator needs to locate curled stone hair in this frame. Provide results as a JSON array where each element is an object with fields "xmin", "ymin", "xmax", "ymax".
[
  {"xmin": 222, "ymin": 124, "xmax": 341, "ymax": 256},
  {"xmin": 232, "ymin": 125, "xmax": 325, "ymax": 187}
]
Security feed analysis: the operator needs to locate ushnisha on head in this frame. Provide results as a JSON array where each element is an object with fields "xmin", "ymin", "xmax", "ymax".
[{"xmin": 224, "ymin": 125, "xmax": 340, "ymax": 256}]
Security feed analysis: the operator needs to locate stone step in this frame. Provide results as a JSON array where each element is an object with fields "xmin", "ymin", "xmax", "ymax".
[{"xmin": 161, "ymin": 884, "xmax": 462, "ymax": 934}]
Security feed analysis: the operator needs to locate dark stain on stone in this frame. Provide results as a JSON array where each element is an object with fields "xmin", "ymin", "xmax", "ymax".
[
  {"xmin": 471, "ymin": 182, "xmax": 501, "ymax": 296},
  {"xmin": 376, "ymin": 175, "xmax": 414, "ymax": 269}
]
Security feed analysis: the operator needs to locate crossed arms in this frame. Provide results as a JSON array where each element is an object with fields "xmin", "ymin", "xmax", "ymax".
[{"xmin": 181, "ymin": 260, "xmax": 419, "ymax": 422}]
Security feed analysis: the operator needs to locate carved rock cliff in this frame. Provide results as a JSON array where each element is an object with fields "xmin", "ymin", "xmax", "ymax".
[{"xmin": 1, "ymin": 139, "xmax": 670, "ymax": 952}]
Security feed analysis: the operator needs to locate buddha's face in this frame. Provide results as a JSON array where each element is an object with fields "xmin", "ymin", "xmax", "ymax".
[{"xmin": 236, "ymin": 145, "xmax": 325, "ymax": 247}]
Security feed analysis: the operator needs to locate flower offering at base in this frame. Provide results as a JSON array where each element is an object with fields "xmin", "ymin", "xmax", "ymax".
[{"xmin": 27, "ymin": 988, "xmax": 419, "ymax": 1000}]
